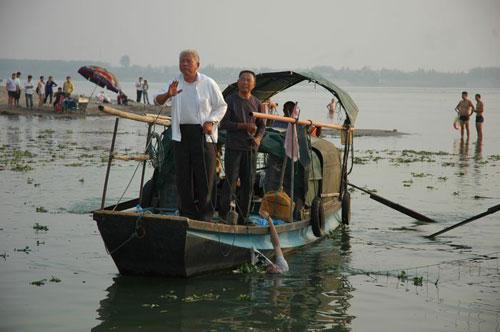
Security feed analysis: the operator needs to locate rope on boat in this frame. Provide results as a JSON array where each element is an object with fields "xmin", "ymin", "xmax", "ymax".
[{"xmin": 106, "ymin": 214, "xmax": 147, "ymax": 255}]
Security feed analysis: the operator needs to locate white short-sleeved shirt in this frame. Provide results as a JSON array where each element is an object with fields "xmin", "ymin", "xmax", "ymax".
[
  {"xmin": 24, "ymin": 81, "xmax": 35, "ymax": 95},
  {"xmin": 6, "ymin": 78, "xmax": 17, "ymax": 92}
]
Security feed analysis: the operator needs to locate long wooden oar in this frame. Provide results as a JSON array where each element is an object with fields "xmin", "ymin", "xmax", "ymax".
[
  {"xmin": 348, "ymin": 183, "xmax": 436, "ymax": 223},
  {"xmin": 249, "ymin": 112, "xmax": 352, "ymax": 131},
  {"xmin": 427, "ymin": 203, "xmax": 500, "ymax": 238},
  {"xmin": 99, "ymin": 105, "xmax": 171, "ymax": 126}
]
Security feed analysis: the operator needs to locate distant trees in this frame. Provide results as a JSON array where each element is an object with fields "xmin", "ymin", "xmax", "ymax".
[
  {"xmin": 120, "ymin": 55, "xmax": 130, "ymax": 68},
  {"xmin": 1, "ymin": 58, "xmax": 499, "ymax": 87}
]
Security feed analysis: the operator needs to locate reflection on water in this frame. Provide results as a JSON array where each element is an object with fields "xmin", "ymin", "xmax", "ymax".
[{"xmin": 92, "ymin": 229, "xmax": 353, "ymax": 331}]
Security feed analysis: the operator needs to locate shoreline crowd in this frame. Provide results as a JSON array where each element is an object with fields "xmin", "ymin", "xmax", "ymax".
[{"xmin": 5, "ymin": 72, "xmax": 76, "ymax": 112}]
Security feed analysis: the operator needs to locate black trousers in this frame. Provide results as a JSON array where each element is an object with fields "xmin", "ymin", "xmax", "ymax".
[
  {"xmin": 44, "ymin": 91, "xmax": 53, "ymax": 104},
  {"xmin": 221, "ymin": 148, "xmax": 257, "ymax": 224},
  {"xmin": 173, "ymin": 125, "xmax": 216, "ymax": 221},
  {"xmin": 136, "ymin": 90, "xmax": 142, "ymax": 103}
]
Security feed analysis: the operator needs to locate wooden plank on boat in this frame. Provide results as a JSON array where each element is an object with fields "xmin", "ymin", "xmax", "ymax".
[
  {"xmin": 93, "ymin": 200, "xmax": 341, "ymax": 235},
  {"xmin": 99, "ymin": 105, "xmax": 171, "ymax": 126}
]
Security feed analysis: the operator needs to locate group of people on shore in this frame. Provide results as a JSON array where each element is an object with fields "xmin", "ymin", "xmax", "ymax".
[
  {"xmin": 135, "ymin": 77, "xmax": 150, "ymax": 104},
  {"xmin": 5, "ymin": 72, "xmax": 75, "ymax": 111},
  {"xmin": 454, "ymin": 91, "xmax": 485, "ymax": 141}
]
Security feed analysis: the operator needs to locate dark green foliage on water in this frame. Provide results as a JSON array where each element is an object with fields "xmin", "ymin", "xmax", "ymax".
[
  {"xmin": 35, "ymin": 207, "xmax": 48, "ymax": 213},
  {"xmin": 31, "ymin": 279, "xmax": 47, "ymax": 286},
  {"xmin": 237, "ymin": 262, "xmax": 266, "ymax": 274},
  {"xmin": 49, "ymin": 276, "xmax": 61, "ymax": 283},
  {"xmin": 182, "ymin": 293, "xmax": 220, "ymax": 303},
  {"xmin": 15, "ymin": 246, "xmax": 31, "ymax": 253},
  {"xmin": 397, "ymin": 271, "xmax": 408, "ymax": 281},
  {"xmin": 33, "ymin": 223, "xmax": 48, "ymax": 231},
  {"xmin": 238, "ymin": 294, "xmax": 252, "ymax": 301},
  {"xmin": 413, "ymin": 276, "xmax": 423, "ymax": 286}
]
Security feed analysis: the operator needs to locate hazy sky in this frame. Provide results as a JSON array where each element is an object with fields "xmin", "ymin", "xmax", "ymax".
[{"xmin": 1, "ymin": 0, "xmax": 499, "ymax": 71}]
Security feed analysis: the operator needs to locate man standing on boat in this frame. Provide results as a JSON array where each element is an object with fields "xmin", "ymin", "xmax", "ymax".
[
  {"xmin": 220, "ymin": 70, "xmax": 266, "ymax": 224},
  {"xmin": 154, "ymin": 49, "xmax": 227, "ymax": 221}
]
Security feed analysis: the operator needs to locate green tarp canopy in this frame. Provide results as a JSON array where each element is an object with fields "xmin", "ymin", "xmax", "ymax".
[{"xmin": 222, "ymin": 71, "xmax": 359, "ymax": 126}]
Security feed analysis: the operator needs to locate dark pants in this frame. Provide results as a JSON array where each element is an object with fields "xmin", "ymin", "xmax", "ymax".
[
  {"xmin": 44, "ymin": 91, "xmax": 53, "ymax": 104},
  {"xmin": 173, "ymin": 125, "xmax": 216, "ymax": 221},
  {"xmin": 221, "ymin": 148, "xmax": 257, "ymax": 224},
  {"xmin": 136, "ymin": 90, "xmax": 142, "ymax": 103}
]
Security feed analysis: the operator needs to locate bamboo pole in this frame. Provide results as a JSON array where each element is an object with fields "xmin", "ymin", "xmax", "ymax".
[
  {"xmin": 144, "ymin": 113, "xmax": 171, "ymax": 120},
  {"xmin": 249, "ymin": 112, "xmax": 352, "ymax": 131},
  {"xmin": 101, "ymin": 118, "xmax": 119, "ymax": 209},
  {"xmin": 99, "ymin": 106, "xmax": 171, "ymax": 126}
]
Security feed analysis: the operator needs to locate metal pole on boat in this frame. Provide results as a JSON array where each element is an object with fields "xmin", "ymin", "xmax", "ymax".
[
  {"xmin": 101, "ymin": 117, "xmax": 119, "ymax": 209},
  {"xmin": 139, "ymin": 124, "xmax": 152, "ymax": 206}
]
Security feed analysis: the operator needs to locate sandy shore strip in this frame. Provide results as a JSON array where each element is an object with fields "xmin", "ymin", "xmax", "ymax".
[{"xmin": 0, "ymin": 91, "xmax": 406, "ymax": 137}]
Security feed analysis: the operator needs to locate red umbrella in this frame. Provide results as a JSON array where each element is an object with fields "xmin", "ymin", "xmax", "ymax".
[{"xmin": 78, "ymin": 65, "xmax": 121, "ymax": 93}]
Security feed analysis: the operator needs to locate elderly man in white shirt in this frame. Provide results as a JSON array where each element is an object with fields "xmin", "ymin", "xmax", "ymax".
[{"xmin": 154, "ymin": 49, "xmax": 227, "ymax": 221}]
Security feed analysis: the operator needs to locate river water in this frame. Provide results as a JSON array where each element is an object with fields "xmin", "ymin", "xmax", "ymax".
[{"xmin": 1, "ymin": 85, "xmax": 499, "ymax": 331}]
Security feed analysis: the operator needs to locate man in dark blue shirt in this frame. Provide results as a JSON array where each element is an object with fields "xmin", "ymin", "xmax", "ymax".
[{"xmin": 220, "ymin": 70, "xmax": 266, "ymax": 224}]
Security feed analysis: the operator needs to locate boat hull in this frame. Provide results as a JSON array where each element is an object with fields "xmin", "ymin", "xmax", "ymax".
[{"xmin": 93, "ymin": 200, "xmax": 341, "ymax": 277}]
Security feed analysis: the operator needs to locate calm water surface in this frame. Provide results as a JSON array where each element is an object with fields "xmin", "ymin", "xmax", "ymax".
[{"xmin": 1, "ymin": 86, "xmax": 499, "ymax": 331}]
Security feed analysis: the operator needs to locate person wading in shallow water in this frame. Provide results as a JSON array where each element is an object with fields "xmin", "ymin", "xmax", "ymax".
[
  {"xmin": 259, "ymin": 212, "xmax": 289, "ymax": 274},
  {"xmin": 220, "ymin": 70, "xmax": 266, "ymax": 224},
  {"xmin": 455, "ymin": 91, "xmax": 475, "ymax": 140},
  {"xmin": 474, "ymin": 94, "xmax": 485, "ymax": 141},
  {"xmin": 154, "ymin": 49, "xmax": 227, "ymax": 221}
]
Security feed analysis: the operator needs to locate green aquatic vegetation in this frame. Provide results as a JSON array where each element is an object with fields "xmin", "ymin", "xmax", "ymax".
[
  {"xmin": 237, "ymin": 262, "xmax": 266, "ymax": 274},
  {"xmin": 160, "ymin": 292, "xmax": 178, "ymax": 300},
  {"xmin": 182, "ymin": 293, "xmax": 220, "ymax": 303},
  {"xmin": 441, "ymin": 162, "xmax": 456, "ymax": 167},
  {"xmin": 11, "ymin": 163, "xmax": 33, "ymax": 172},
  {"xmin": 453, "ymin": 191, "xmax": 460, "ymax": 196},
  {"xmin": 78, "ymin": 178, "xmax": 84, "ymax": 183},
  {"xmin": 413, "ymin": 276, "xmax": 423, "ymax": 286},
  {"xmin": 238, "ymin": 294, "xmax": 252, "ymax": 301},
  {"xmin": 437, "ymin": 176, "xmax": 448, "ymax": 181},
  {"xmin": 0, "ymin": 252, "xmax": 7, "ymax": 259},
  {"xmin": 15, "ymin": 246, "xmax": 31, "ymax": 253},
  {"xmin": 274, "ymin": 312, "xmax": 290, "ymax": 321},
  {"xmin": 49, "ymin": 276, "xmax": 61, "ymax": 283},
  {"xmin": 411, "ymin": 172, "xmax": 431, "ymax": 178},
  {"xmin": 31, "ymin": 279, "xmax": 47, "ymax": 286},
  {"xmin": 33, "ymin": 222, "xmax": 48, "ymax": 231},
  {"xmin": 353, "ymin": 157, "xmax": 368, "ymax": 165},
  {"xmin": 426, "ymin": 186, "xmax": 436, "ymax": 190},
  {"xmin": 397, "ymin": 271, "xmax": 408, "ymax": 281},
  {"xmin": 64, "ymin": 162, "xmax": 83, "ymax": 167},
  {"xmin": 488, "ymin": 155, "xmax": 500, "ymax": 161},
  {"xmin": 40, "ymin": 129, "xmax": 55, "ymax": 134},
  {"xmin": 27, "ymin": 177, "xmax": 33, "ymax": 184},
  {"xmin": 36, "ymin": 207, "xmax": 48, "ymax": 213}
]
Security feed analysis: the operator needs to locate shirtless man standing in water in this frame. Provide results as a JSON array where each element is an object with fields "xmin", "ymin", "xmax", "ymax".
[
  {"xmin": 474, "ymin": 94, "xmax": 484, "ymax": 141},
  {"xmin": 455, "ymin": 91, "xmax": 475, "ymax": 140}
]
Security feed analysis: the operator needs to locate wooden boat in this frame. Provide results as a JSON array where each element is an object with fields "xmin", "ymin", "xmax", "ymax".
[{"xmin": 93, "ymin": 71, "xmax": 359, "ymax": 277}]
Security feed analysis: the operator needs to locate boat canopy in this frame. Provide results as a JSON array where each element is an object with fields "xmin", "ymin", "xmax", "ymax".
[{"xmin": 222, "ymin": 71, "xmax": 359, "ymax": 126}]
